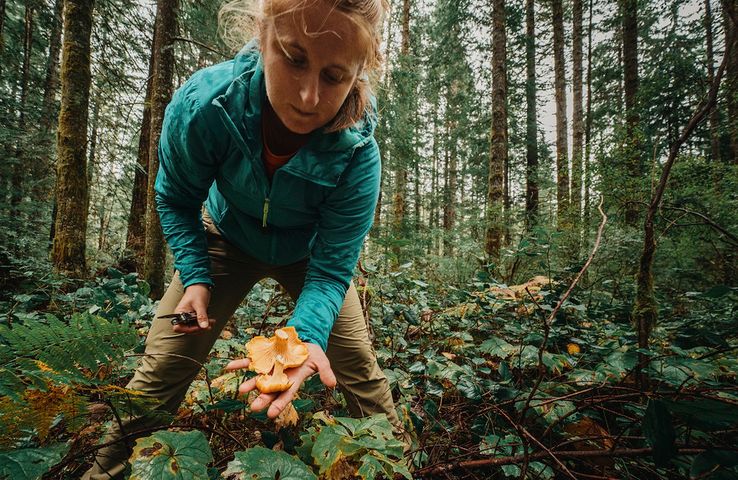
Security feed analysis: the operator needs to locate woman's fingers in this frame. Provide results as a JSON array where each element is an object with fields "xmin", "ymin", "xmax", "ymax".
[
  {"xmin": 226, "ymin": 358, "xmax": 251, "ymax": 371},
  {"xmin": 267, "ymin": 380, "xmax": 303, "ymax": 418},
  {"xmin": 172, "ymin": 317, "xmax": 215, "ymax": 334}
]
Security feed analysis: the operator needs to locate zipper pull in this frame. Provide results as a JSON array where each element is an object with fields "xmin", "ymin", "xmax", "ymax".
[{"xmin": 262, "ymin": 197, "xmax": 270, "ymax": 228}]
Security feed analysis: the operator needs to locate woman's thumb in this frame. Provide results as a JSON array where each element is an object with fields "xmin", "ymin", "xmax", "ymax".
[{"xmin": 318, "ymin": 361, "xmax": 337, "ymax": 389}]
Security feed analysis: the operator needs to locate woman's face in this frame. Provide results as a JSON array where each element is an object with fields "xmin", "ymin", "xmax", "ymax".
[{"xmin": 261, "ymin": 1, "xmax": 366, "ymax": 134}]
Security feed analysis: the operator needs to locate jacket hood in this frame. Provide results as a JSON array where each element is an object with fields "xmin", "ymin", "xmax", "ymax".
[{"xmin": 210, "ymin": 40, "xmax": 377, "ymax": 186}]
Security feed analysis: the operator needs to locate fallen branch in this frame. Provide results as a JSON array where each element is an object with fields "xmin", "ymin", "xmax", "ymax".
[{"xmin": 415, "ymin": 447, "xmax": 737, "ymax": 477}]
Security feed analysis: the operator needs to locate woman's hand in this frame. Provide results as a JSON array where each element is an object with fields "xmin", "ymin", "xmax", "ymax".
[
  {"xmin": 172, "ymin": 283, "xmax": 216, "ymax": 334},
  {"xmin": 225, "ymin": 342, "xmax": 337, "ymax": 418}
]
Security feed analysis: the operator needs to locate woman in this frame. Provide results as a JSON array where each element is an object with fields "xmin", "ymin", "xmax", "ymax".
[{"xmin": 84, "ymin": 0, "xmax": 397, "ymax": 477}]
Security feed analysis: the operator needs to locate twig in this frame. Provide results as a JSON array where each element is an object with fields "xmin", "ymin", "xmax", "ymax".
[{"xmin": 415, "ymin": 447, "xmax": 737, "ymax": 477}]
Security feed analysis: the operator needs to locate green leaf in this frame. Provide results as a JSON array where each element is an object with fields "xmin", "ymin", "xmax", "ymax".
[
  {"xmin": 690, "ymin": 450, "xmax": 738, "ymax": 478},
  {"xmin": 223, "ymin": 447, "xmax": 316, "ymax": 480},
  {"xmin": 642, "ymin": 399, "xmax": 676, "ymax": 467},
  {"xmin": 702, "ymin": 285, "xmax": 731, "ymax": 298},
  {"xmin": 204, "ymin": 398, "xmax": 246, "ymax": 413},
  {"xmin": 663, "ymin": 399, "xmax": 738, "ymax": 431},
  {"xmin": 479, "ymin": 337, "xmax": 515, "ymax": 358},
  {"xmin": 129, "ymin": 430, "xmax": 213, "ymax": 480},
  {"xmin": 0, "ymin": 443, "xmax": 70, "ymax": 480},
  {"xmin": 311, "ymin": 426, "xmax": 362, "ymax": 474}
]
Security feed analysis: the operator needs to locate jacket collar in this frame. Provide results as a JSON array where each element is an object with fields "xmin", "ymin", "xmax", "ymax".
[{"xmin": 211, "ymin": 42, "xmax": 376, "ymax": 187}]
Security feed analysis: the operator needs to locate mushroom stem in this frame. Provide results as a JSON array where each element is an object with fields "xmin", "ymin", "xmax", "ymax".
[
  {"xmin": 272, "ymin": 355, "xmax": 286, "ymax": 377},
  {"xmin": 274, "ymin": 329, "xmax": 289, "ymax": 351}
]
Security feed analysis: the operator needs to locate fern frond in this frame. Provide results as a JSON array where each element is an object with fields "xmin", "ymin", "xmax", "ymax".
[{"xmin": 0, "ymin": 313, "xmax": 138, "ymax": 386}]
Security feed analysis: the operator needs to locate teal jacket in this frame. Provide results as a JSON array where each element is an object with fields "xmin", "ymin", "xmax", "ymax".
[{"xmin": 154, "ymin": 43, "xmax": 381, "ymax": 350}]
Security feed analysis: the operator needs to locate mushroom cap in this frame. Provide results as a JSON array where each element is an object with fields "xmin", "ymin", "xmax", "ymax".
[
  {"xmin": 255, "ymin": 371, "xmax": 292, "ymax": 393},
  {"xmin": 246, "ymin": 326, "xmax": 309, "ymax": 374}
]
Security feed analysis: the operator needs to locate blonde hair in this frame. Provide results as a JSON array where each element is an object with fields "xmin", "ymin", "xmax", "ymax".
[{"xmin": 218, "ymin": 0, "xmax": 389, "ymax": 132}]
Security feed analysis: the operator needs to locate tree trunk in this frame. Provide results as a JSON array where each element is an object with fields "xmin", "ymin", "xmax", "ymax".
[
  {"xmin": 443, "ymin": 118, "xmax": 457, "ymax": 256},
  {"xmin": 705, "ymin": 0, "xmax": 720, "ymax": 162},
  {"xmin": 725, "ymin": 0, "xmax": 738, "ymax": 164},
  {"xmin": 37, "ymin": 0, "xmax": 63, "ymax": 203},
  {"xmin": 143, "ymin": 0, "xmax": 178, "ymax": 298},
  {"xmin": 87, "ymin": 97, "xmax": 99, "ymax": 187},
  {"xmin": 52, "ymin": 0, "xmax": 95, "ymax": 277},
  {"xmin": 392, "ymin": 0, "xmax": 411, "ymax": 244},
  {"xmin": 622, "ymin": 0, "xmax": 640, "ymax": 225},
  {"xmin": 485, "ymin": 0, "xmax": 506, "ymax": 259},
  {"xmin": 0, "ymin": 0, "xmax": 6, "ymax": 80},
  {"xmin": 525, "ymin": 0, "xmax": 538, "ymax": 224},
  {"xmin": 552, "ymin": 0, "xmax": 569, "ymax": 229},
  {"xmin": 572, "ymin": 0, "xmax": 584, "ymax": 236},
  {"xmin": 11, "ymin": 2, "xmax": 34, "ymax": 215},
  {"xmin": 584, "ymin": 0, "xmax": 593, "ymax": 232},
  {"xmin": 126, "ymin": 20, "xmax": 157, "ymax": 272}
]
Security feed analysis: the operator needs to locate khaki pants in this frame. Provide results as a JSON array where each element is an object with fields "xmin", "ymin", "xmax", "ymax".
[{"xmin": 83, "ymin": 218, "xmax": 397, "ymax": 479}]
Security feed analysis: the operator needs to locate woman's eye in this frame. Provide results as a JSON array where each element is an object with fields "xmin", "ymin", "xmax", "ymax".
[
  {"xmin": 324, "ymin": 72, "xmax": 344, "ymax": 84},
  {"xmin": 285, "ymin": 53, "xmax": 305, "ymax": 67}
]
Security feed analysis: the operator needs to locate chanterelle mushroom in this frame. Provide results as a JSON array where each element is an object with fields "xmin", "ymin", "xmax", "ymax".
[
  {"xmin": 255, "ymin": 355, "xmax": 292, "ymax": 393},
  {"xmin": 246, "ymin": 326, "xmax": 309, "ymax": 374}
]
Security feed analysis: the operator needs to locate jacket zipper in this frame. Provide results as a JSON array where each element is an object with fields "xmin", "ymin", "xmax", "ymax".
[{"xmin": 262, "ymin": 197, "xmax": 270, "ymax": 228}]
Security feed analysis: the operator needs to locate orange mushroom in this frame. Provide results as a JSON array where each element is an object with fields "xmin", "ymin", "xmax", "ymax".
[
  {"xmin": 255, "ymin": 355, "xmax": 292, "ymax": 393},
  {"xmin": 246, "ymin": 327, "xmax": 309, "ymax": 374}
]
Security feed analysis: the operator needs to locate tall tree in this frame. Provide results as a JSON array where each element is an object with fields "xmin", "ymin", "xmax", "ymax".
[
  {"xmin": 705, "ymin": 0, "xmax": 720, "ymax": 162},
  {"xmin": 0, "ymin": 0, "xmax": 6, "ymax": 80},
  {"xmin": 126, "ymin": 21, "xmax": 157, "ymax": 271},
  {"xmin": 52, "ymin": 0, "xmax": 95, "ymax": 277},
  {"xmin": 143, "ymin": 0, "xmax": 178, "ymax": 297},
  {"xmin": 725, "ymin": 0, "xmax": 738, "ymax": 163},
  {"xmin": 622, "ymin": 0, "xmax": 640, "ymax": 224},
  {"xmin": 524, "ymin": 0, "xmax": 538, "ymax": 223},
  {"xmin": 552, "ymin": 0, "xmax": 569, "ymax": 228},
  {"xmin": 37, "ymin": 0, "xmax": 63, "ymax": 204},
  {"xmin": 485, "ymin": 0, "xmax": 506, "ymax": 259},
  {"xmin": 10, "ymin": 1, "xmax": 35, "ymax": 214},
  {"xmin": 392, "ymin": 0, "xmax": 411, "ymax": 243},
  {"xmin": 572, "ymin": 0, "xmax": 584, "ymax": 232},
  {"xmin": 584, "ymin": 0, "xmax": 593, "ymax": 230}
]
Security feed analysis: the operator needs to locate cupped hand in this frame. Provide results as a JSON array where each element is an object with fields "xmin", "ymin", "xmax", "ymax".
[
  {"xmin": 172, "ymin": 283, "xmax": 216, "ymax": 334},
  {"xmin": 225, "ymin": 342, "xmax": 336, "ymax": 418}
]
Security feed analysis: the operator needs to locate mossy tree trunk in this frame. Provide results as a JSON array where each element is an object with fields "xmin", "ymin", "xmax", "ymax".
[
  {"xmin": 725, "ymin": 0, "xmax": 738, "ymax": 164},
  {"xmin": 485, "ymin": 0, "xmax": 506, "ymax": 259},
  {"xmin": 572, "ymin": 0, "xmax": 584, "ymax": 248},
  {"xmin": 524, "ymin": 0, "xmax": 538, "ymax": 225},
  {"xmin": 622, "ymin": 0, "xmax": 640, "ymax": 225},
  {"xmin": 705, "ymin": 0, "xmax": 720, "ymax": 163},
  {"xmin": 143, "ymin": 0, "xmax": 178, "ymax": 298},
  {"xmin": 52, "ymin": 0, "xmax": 95, "ymax": 277},
  {"xmin": 11, "ymin": 1, "xmax": 34, "ymax": 216},
  {"xmin": 552, "ymin": 0, "xmax": 569, "ymax": 230},
  {"xmin": 126, "ymin": 18, "xmax": 157, "ymax": 272}
]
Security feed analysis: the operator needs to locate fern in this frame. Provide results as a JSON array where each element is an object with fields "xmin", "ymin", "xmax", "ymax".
[{"xmin": 0, "ymin": 313, "xmax": 138, "ymax": 386}]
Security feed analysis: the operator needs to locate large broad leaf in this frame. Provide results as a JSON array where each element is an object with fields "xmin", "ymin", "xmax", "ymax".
[
  {"xmin": 690, "ymin": 450, "xmax": 738, "ymax": 479},
  {"xmin": 0, "ymin": 443, "xmax": 69, "ymax": 480},
  {"xmin": 223, "ymin": 447, "xmax": 316, "ymax": 480},
  {"xmin": 129, "ymin": 430, "xmax": 213, "ymax": 480},
  {"xmin": 642, "ymin": 399, "xmax": 676, "ymax": 467},
  {"xmin": 663, "ymin": 399, "xmax": 738, "ymax": 431},
  {"xmin": 479, "ymin": 337, "xmax": 515, "ymax": 358}
]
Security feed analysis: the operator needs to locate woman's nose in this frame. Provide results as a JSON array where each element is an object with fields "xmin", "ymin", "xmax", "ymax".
[{"xmin": 299, "ymin": 74, "xmax": 320, "ymax": 109}]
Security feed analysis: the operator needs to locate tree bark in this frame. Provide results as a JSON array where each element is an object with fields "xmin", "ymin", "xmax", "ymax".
[
  {"xmin": 0, "ymin": 0, "xmax": 6, "ymax": 80},
  {"xmin": 52, "ymin": 0, "xmax": 95, "ymax": 277},
  {"xmin": 584, "ymin": 0, "xmax": 593, "ymax": 232},
  {"xmin": 126, "ymin": 20, "xmax": 157, "ymax": 272},
  {"xmin": 524, "ymin": 0, "xmax": 538, "ymax": 224},
  {"xmin": 622, "ymin": 0, "xmax": 640, "ymax": 225},
  {"xmin": 392, "ymin": 0, "xmax": 411, "ymax": 245},
  {"xmin": 143, "ymin": 0, "xmax": 178, "ymax": 298},
  {"xmin": 705, "ymin": 0, "xmax": 720, "ymax": 162},
  {"xmin": 11, "ymin": 1, "xmax": 35, "ymax": 214},
  {"xmin": 572, "ymin": 0, "xmax": 584, "ymax": 235},
  {"xmin": 485, "ymin": 0, "xmax": 506, "ymax": 259},
  {"xmin": 37, "ymin": 0, "xmax": 63, "ymax": 204},
  {"xmin": 552, "ymin": 0, "xmax": 569, "ymax": 229},
  {"xmin": 725, "ymin": 0, "xmax": 738, "ymax": 164}
]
